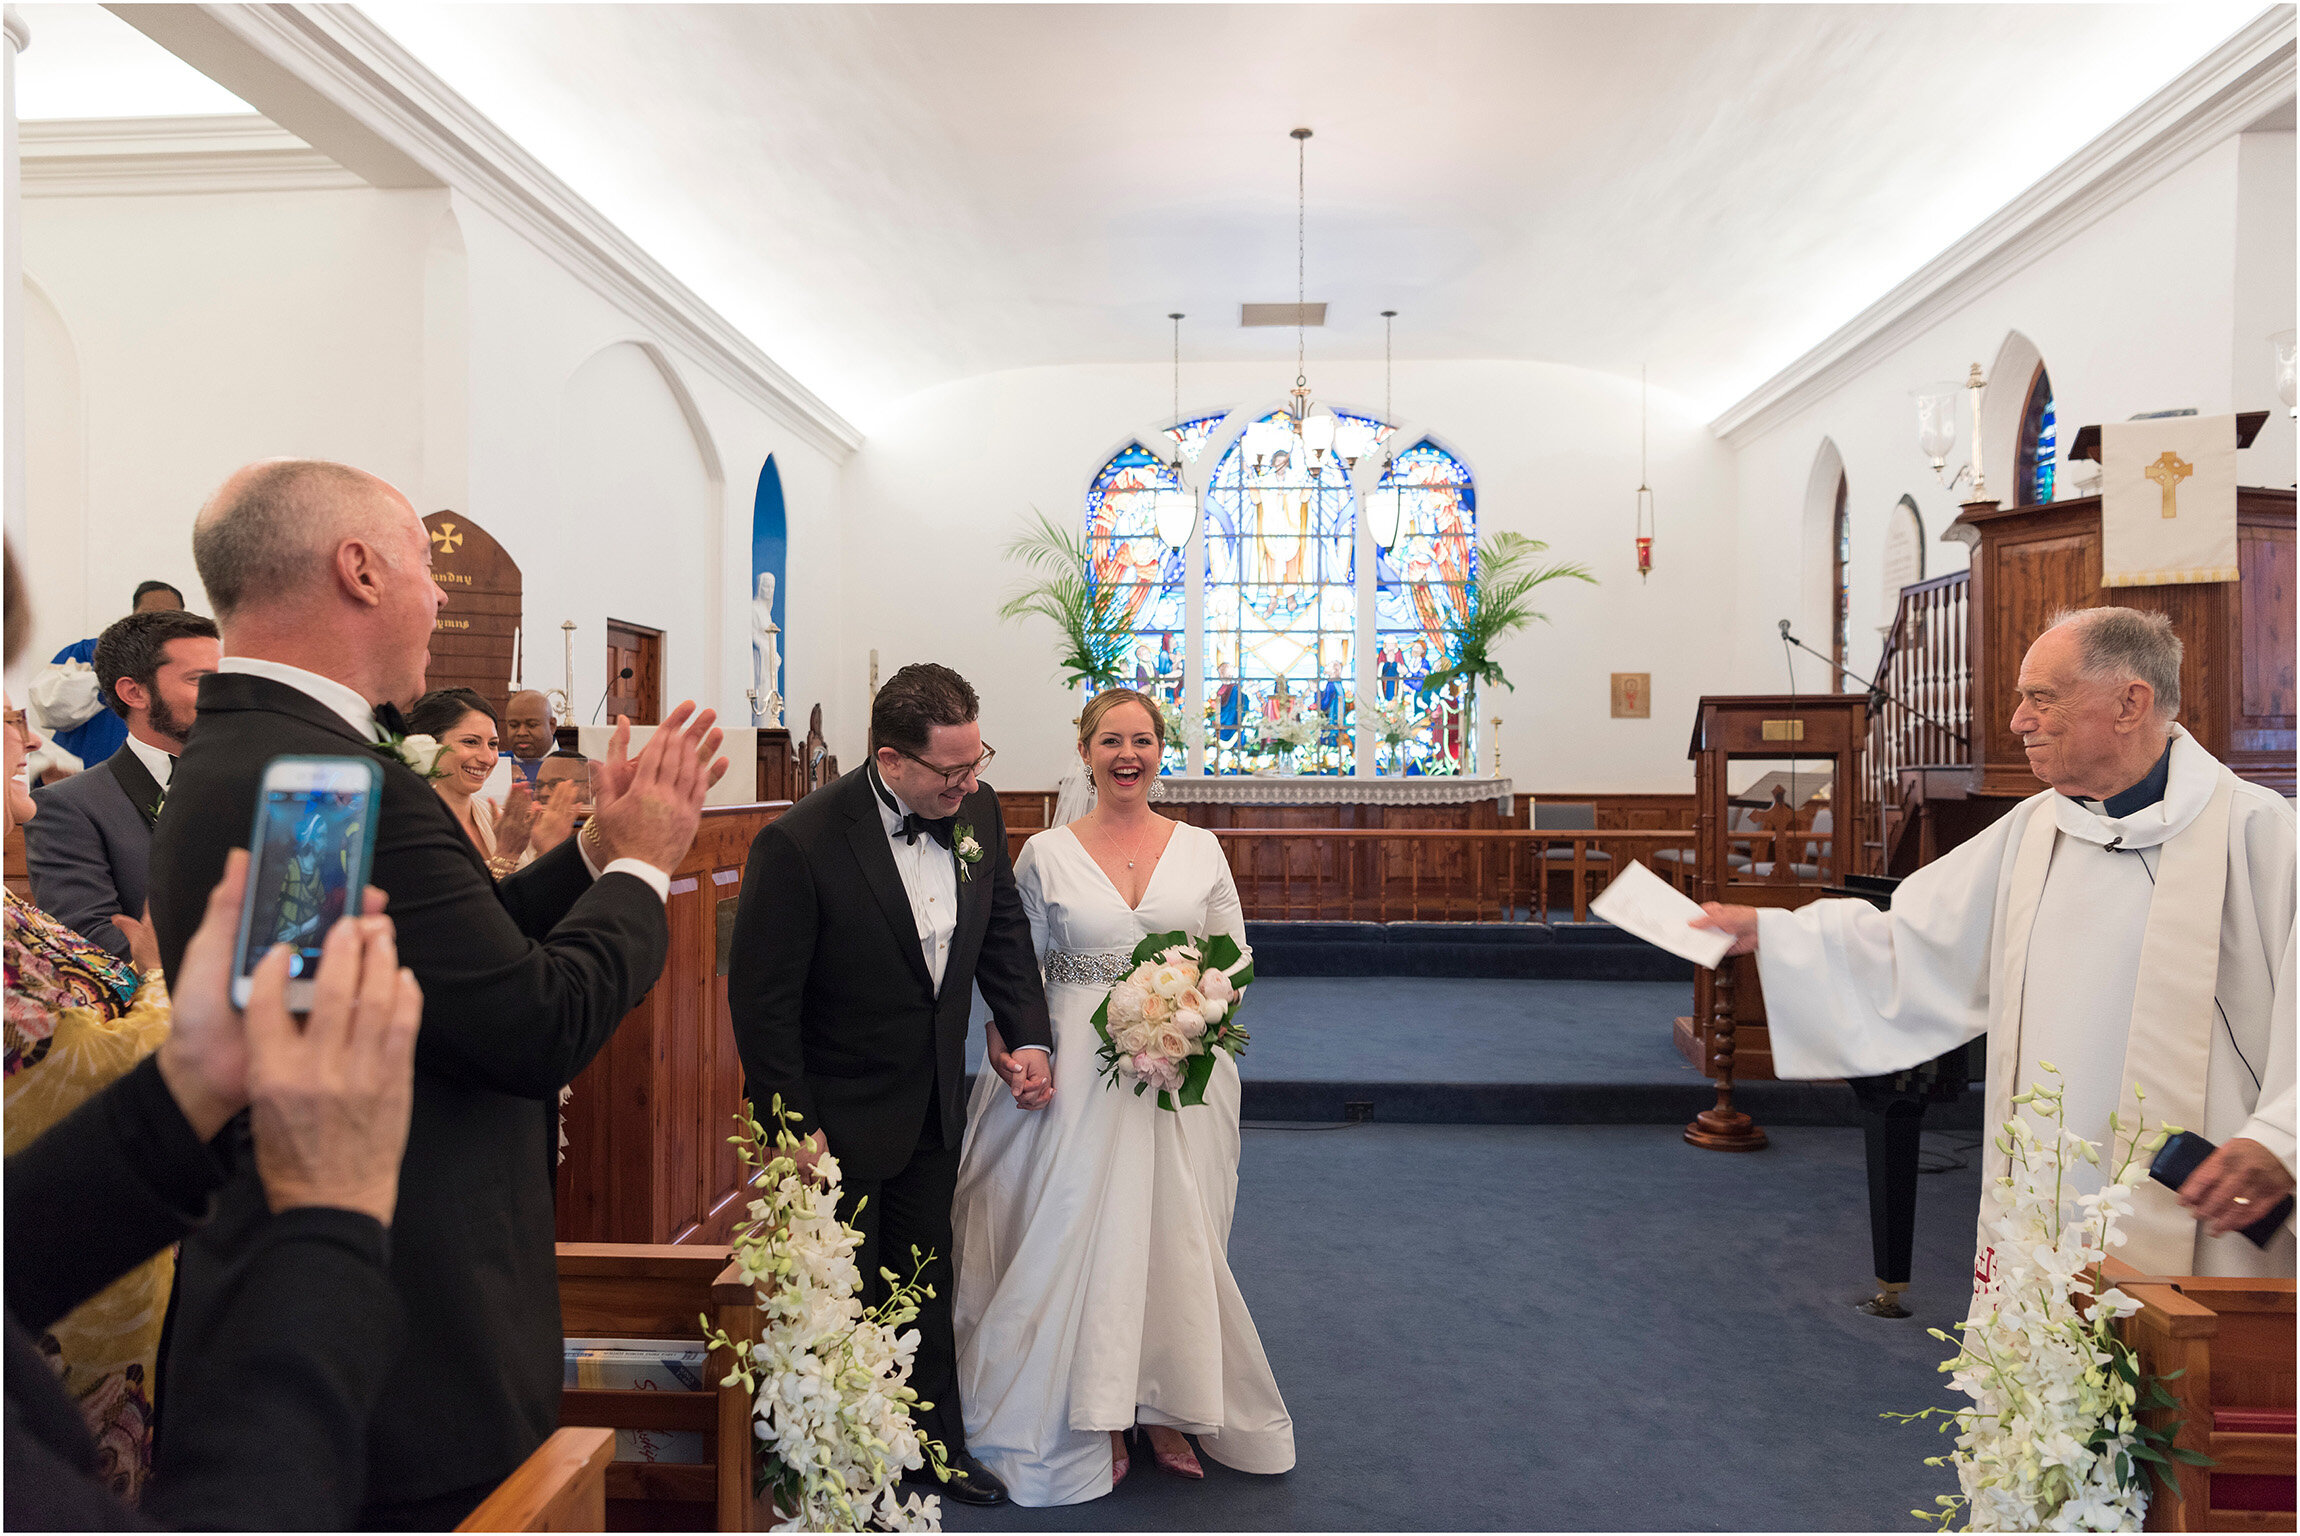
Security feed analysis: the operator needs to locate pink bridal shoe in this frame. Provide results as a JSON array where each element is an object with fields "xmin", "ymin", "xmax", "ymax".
[
  {"xmin": 1111, "ymin": 1430, "xmax": 1131, "ymax": 1486},
  {"xmin": 1141, "ymin": 1425, "xmax": 1203, "ymax": 1480}
]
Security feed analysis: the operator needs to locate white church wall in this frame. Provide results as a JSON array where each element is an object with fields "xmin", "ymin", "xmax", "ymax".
[
  {"xmin": 1726, "ymin": 130, "xmax": 2290, "ymax": 702},
  {"xmin": 843, "ymin": 358, "xmax": 1737, "ymax": 793},
  {"xmin": 18, "ymin": 184, "xmax": 434, "ymax": 662}
]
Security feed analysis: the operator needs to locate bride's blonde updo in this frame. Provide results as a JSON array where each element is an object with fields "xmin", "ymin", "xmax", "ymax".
[{"xmin": 1077, "ymin": 687, "xmax": 1166, "ymax": 754}]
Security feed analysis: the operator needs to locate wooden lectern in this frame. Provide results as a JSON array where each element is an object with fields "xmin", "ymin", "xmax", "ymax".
[{"xmin": 1680, "ymin": 694, "xmax": 1868, "ymax": 1152}]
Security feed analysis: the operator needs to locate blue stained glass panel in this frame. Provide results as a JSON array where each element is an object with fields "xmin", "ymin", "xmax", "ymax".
[
  {"xmin": 1371, "ymin": 439, "xmax": 1477, "ymax": 775},
  {"xmin": 1086, "ymin": 439, "xmax": 1188, "ymax": 771}
]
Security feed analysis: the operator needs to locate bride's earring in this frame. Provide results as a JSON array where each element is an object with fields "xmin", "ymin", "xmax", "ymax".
[{"xmin": 1086, "ymin": 768, "xmax": 1098, "ymax": 804}]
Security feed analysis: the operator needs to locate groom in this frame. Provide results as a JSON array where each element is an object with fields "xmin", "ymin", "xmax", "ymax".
[{"xmin": 728, "ymin": 662, "xmax": 1053, "ymax": 1506}]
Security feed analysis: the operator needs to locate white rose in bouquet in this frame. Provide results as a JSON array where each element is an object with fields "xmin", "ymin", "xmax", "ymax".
[
  {"xmin": 1142, "ymin": 992, "xmax": 1173, "ymax": 1024},
  {"xmin": 1107, "ymin": 981, "xmax": 1149, "ymax": 1028},
  {"xmin": 1172, "ymin": 1008, "xmax": 1206, "ymax": 1040},
  {"xmin": 1200, "ymin": 968, "xmax": 1235, "ymax": 1005},
  {"xmin": 1151, "ymin": 1023, "xmax": 1193, "ymax": 1060},
  {"xmin": 1149, "ymin": 963, "xmax": 1192, "ymax": 1000},
  {"xmin": 1198, "ymin": 995, "xmax": 1226, "ymax": 1025},
  {"xmin": 1114, "ymin": 1021, "xmax": 1155, "ymax": 1057}
]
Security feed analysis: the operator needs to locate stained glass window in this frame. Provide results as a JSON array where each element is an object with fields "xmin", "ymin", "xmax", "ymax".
[
  {"xmin": 1201, "ymin": 412, "xmax": 1371, "ymax": 775},
  {"xmin": 2017, "ymin": 367, "xmax": 2056, "ymax": 507},
  {"xmin": 1371, "ymin": 439, "xmax": 1476, "ymax": 774},
  {"xmin": 1085, "ymin": 436, "xmax": 1194, "ymax": 773}
]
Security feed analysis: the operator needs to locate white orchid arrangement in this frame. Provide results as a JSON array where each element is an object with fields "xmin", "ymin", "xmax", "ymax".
[
  {"xmin": 700, "ymin": 1098, "xmax": 945, "ymax": 1534},
  {"xmin": 1359, "ymin": 693, "xmax": 1423, "ymax": 746},
  {"xmin": 1093, "ymin": 931, "xmax": 1253, "ymax": 1110},
  {"xmin": 1889, "ymin": 1068, "xmax": 2205, "ymax": 1532},
  {"xmin": 1156, "ymin": 696, "xmax": 1203, "ymax": 755},
  {"xmin": 1260, "ymin": 696, "xmax": 1324, "ymax": 752}
]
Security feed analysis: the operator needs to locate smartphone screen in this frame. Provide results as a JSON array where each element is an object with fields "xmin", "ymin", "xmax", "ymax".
[{"xmin": 235, "ymin": 756, "xmax": 382, "ymax": 1000}]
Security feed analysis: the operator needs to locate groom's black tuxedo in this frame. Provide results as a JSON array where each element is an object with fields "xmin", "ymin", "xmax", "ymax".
[
  {"xmin": 728, "ymin": 764, "xmax": 1050, "ymax": 1449},
  {"xmin": 146, "ymin": 671, "xmax": 671, "ymax": 1522}
]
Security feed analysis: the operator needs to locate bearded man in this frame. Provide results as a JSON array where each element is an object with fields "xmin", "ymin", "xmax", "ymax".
[{"xmin": 1697, "ymin": 606, "xmax": 2293, "ymax": 1280}]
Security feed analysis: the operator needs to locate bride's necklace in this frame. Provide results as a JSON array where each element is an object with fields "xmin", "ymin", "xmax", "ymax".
[{"xmin": 1092, "ymin": 807, "xmax": 1157, "ymax": 871}]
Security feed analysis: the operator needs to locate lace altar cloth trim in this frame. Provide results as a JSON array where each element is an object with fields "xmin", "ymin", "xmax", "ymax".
[
  {"xmin": 1150, "ymin": 775, "xmax": 1513, "ymax": 812},
  {"xmin": 1043, "ymin": 949, "xmax": 1139, "ymax": 988}
]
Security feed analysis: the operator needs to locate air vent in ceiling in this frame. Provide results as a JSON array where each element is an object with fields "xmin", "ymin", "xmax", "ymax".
[{"xmin": 1240, "ymin": 303, "xmax": 1326, "ymax": 327}]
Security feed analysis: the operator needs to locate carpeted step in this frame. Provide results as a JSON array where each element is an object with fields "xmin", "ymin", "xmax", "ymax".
[{"xmin": 1245, "ymin": 920, "xmax": 1697, "ymax": 981}]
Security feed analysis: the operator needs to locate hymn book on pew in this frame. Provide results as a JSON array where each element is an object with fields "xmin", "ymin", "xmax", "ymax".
[{"xmin": 1589, "ymin": 860, "xmax": 1734, "ymax": 970}]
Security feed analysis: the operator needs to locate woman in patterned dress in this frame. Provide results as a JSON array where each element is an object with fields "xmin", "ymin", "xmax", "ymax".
[{"xmin": 4, "ymin": 697, "xmax": 175, "ymax": 1503}]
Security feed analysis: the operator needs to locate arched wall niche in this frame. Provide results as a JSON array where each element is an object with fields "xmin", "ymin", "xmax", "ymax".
[
  {"xmin": 557, "ymin": 339, "xmax": 728, "ymax": 712},
  {"xmin": 1798, "ymin": 436, "xmax": 1848, "ymax": 686},
  {"xmin": 21, "ymin": 273, "xmax": 90, "ymax": 665}
]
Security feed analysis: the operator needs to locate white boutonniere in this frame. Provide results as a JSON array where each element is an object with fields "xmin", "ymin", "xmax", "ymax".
[
  {"xmin": 379, "ymin": 731, "xmax": 450, "ymax": 780},
  {"xmin": 953, "ymin": 823, "xmax": 985, "ymax": 881}
]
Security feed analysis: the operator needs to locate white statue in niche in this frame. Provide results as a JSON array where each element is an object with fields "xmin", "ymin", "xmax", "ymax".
[{"xmin": 751, "ymin": 573, "xmax": 783, "ymax": 727}]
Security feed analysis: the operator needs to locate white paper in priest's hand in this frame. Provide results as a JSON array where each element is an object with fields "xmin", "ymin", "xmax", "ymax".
[{"xmin": 1589, "ymin": 860, "xmax": 1734, "ymax": 970}]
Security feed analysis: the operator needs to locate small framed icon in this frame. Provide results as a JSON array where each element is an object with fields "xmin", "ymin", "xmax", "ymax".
[{"xmin": 1610, "ymin": 673, "xmax": 1651, "ymax": 719}]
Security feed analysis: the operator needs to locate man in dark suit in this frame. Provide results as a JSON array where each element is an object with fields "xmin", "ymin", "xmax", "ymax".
[
  {"xmin": 24, "ymin": 607, "xmax": 219, "ymax": 958},
  {"xmin": 148, "ymin": 458, "xmax": 725, "ymax": 1528},
  {"xmin": 729, "ymin": 663, "xmax": 1053, "ymax": 1507}
]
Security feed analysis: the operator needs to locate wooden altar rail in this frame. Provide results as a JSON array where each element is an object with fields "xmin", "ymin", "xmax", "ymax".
[
  {"xmin": 1201, "ymin": 827, "xmax": 1830, "ymax": 923},
  {"xmin": 1862, "ymin": 570, "xmax": 1970, "ymax": 875}
]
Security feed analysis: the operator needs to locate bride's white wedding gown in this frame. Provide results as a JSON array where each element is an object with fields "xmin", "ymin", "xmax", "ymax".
[{"xmin": 952, "ymin": 821, "xmax": 1296, "ymax": 1507}]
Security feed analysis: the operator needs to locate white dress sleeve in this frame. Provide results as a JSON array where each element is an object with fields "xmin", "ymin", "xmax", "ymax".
[
  {"xmin": 1197, "ymin": 826, "xmax": 1249, "ymax": 955},
  {"xmin": 1754, "ymin": 806, "xmax": 2015, "ymax": 1080},
  {"xmin": 1015, "ymin": 833, "xmax": 1051, "ymax": 960}
]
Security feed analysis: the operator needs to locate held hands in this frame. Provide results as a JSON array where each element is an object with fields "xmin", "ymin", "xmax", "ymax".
[
  {"xmin": 1690, "ymin": 903, "xmax": 1762, "ymax": 957},
  {"xmin": 985, "ymin": 1021, "xmax": 1054, "ymax": 1111},
  {"xmin": 586, "ymin": 703, "xmax": 729, "ymax": 873},
  {"xmin": 113, "ymin": 905, "xmax": 162, "ymax": 980},
  {"xmin": 2178, "ymin": 1137, "xmax": 2297, "ymax": 1238}
]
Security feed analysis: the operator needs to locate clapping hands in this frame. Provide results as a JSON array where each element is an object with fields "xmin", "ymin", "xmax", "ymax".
[{"xmin": 586, "ymin": 703, "xmax": 728, "ymax": 873}]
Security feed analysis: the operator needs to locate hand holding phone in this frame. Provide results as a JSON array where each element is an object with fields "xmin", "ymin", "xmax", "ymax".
[{"xmin": 2150, "ymin": 1130, "xmax": 2295, "ymax": 1248}]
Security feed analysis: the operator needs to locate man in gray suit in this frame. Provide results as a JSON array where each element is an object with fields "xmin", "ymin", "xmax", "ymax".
[{"xmin": 24, "ymin": 608, "xmax": 220, "ymax": 958}]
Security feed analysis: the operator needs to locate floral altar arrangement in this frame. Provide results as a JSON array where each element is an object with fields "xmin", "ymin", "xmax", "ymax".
[
  {"xmin": 1359, "ymin": 693, "xmax": 1422, "ymax": 747},
  {"xmin": 1890, "ymin": 1068, "xmax": 2207, "ymax": 1532},
  {"xmin": 1091, "ymin": 930, "xmax": 1253, "ymax": 1110},
  {"xmin": 701, "ymin": 1098, "xmax": 946, "ymax": 1533}
]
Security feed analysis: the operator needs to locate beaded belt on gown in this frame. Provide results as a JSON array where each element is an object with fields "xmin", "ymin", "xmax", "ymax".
[{"xmin": 1042, "ymin": 948, "xmax": 1137, "ymax": 987}]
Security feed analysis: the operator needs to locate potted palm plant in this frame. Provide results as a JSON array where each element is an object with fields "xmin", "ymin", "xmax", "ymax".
[
  {"xmin": 997, "ymin": 510, "xmax": 1131, "ymax": 691},
  {"xmin": 1417, "ymin": 531, "xmax": 1596, "ymax": 772}
]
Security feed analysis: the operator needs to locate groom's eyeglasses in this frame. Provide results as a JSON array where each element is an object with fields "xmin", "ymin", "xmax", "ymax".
[{"xmin": 891, "ymin": 742, "xmax": 996, "ymax": 787}]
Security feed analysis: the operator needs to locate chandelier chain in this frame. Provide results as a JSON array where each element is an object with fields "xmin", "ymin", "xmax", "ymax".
[{"xmin": 1294, "ymin": 128, "xmax": 1308, "ymax": 389}]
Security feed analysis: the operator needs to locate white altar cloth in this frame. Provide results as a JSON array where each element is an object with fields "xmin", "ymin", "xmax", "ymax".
[
  {"xmin": 575, "ymin": 724, "xmax": 762, "ymax": 807},
  {"xmin": 1155, "ymin": 775, "xmax": 1513, "ymax": 814}
]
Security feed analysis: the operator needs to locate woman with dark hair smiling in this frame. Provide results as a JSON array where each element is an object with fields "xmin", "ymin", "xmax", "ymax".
[{"xmin": 405, "ymin": 688, "xmax": 578, "ymax": 879}]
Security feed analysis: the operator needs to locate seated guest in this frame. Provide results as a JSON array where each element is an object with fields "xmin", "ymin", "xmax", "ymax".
[
  {"xmin": 3, "ymin": 690, "xmax": 174, "ymax": 1502},
  {"xmin": 537, "ymin": 748, "xmax": 593, "ymax": 809},
  {"xmin": 150, "ymin": 458, "xmax": 725, "ymax": 1527},
  {"xmin": 36, "ymin": 581, "xmax": 186, "ymax": 769},
  {"xmin": 8, "ymin": 846, "xmax": 422, "ymax": 1529},
  {"xmin": 408, "ymin": 689, "xmax": 580, "ymax": 878},
  {"xmin": 502, "ymin": 688, "xmax": 556, "ymax": 787},
  {"xmin": 24, "ymin": 609, "xmax": 220, "ymax": 960}
]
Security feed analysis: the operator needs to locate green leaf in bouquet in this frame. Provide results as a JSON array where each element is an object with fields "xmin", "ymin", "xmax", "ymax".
[
  {"xmin": 1174, "ymin": 1048, "xmax": 1218, "ymax": 1110},
  {"xmin": 1199, "ymin": 931, "xmax": 1254, "ymax": 993}
]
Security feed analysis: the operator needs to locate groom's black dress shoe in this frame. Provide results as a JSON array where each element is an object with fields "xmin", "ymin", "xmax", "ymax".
[{"xmin": 906, "ymin": 1452, "xmax": 1010, "ymax": 1507}]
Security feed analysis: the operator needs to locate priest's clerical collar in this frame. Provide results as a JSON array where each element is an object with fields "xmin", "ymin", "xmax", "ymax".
[{"xmin": 2076, "ymin": 738, "xmax": 2174, "ymax": 819}]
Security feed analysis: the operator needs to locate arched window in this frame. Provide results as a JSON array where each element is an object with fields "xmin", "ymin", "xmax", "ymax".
[
  {"xmin": 1372, "ymin": 439, "xmax": 1476, "ymax": 775},
  {"xmin": 1831, "ymin": 471, "xmax": 1850, "ymax": 691},
  {"xmin": 1087, "ymin": 410, "xmax": 1478, "ymax": 777},
  {"xmin": 2016, "ymin": 365, "xmax": 2056, "ymax": 506}
]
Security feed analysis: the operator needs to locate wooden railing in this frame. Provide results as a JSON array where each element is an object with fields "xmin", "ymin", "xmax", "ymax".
[
  {"xmin": 1203, "ymin": 827, "xmax": 1829, "ymax": 924},
  {"xmin": 1863, "ymin": 570, "xmax": 1971, "ymax": 873}
]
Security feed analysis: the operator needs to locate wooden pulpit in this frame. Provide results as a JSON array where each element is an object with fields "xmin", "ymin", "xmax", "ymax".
[{"xmin": 1678, "ymin": 694, "xmax": 1868, "ymax": 1152}]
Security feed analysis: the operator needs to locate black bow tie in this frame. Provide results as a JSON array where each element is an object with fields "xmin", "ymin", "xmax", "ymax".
[
  {"xmin": 374, "ymin": 700, "xmax": 410, "ymax": 739},
  {"xmin": 898, "ymin": 812, "xmax": 955, "ymax": 850}
]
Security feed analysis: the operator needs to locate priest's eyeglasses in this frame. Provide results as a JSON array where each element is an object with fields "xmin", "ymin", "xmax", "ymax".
[{"xmin": 889, "ymin": 742, "xmax": 996, "ymax": 787}]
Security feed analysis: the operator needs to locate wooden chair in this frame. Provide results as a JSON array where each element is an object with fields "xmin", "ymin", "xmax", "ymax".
[
  {"xmin": 1532, "ymin": 801, "xmax": 1610, "ymax": 917},
  {"xmin": 458, "ymin": 1427, "xmax": 616, "ymax": 1532},
  {"xmin": 2103, "ymin": 1256, "xmax": 2296, "ymax": 1530},
  {"xmin": 556, "ymin": 1244, "xmax": 762, "ymax": 1531}
]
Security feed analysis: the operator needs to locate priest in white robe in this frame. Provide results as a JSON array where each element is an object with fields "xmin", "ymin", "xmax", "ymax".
[{"xmin": 1696, "ymin": 607, "xmax": 2293, "ymax": 1281}]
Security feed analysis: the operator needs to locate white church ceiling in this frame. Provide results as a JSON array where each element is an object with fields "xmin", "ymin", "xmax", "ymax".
[{"xmin": 107, "ymin": 3, "xmax": 2287, "ymax": 428}]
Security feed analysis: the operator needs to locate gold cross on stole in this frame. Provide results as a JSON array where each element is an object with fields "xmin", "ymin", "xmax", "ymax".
[{"xmin": 2143, "ymin": 451, "xmax": 2193, "ymax": 519}]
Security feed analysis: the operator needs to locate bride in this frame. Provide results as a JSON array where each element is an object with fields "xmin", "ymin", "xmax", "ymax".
[{"xmin": 951, "ymin": 687, "xmax": 1296, "ymax": 1506}]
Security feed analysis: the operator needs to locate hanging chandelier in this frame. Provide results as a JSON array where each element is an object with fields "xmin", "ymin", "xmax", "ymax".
[
  {"xmin": 1240, "ymin": 129, "xmax": 1382, "ymax": 479},
  {"xmin": 1364, "ymin": 309, "xmax": 1405, "ymax": 549},
  {"xmin": 1152, "ymin": 311, "xmax": 1197, "ymax": 548}
]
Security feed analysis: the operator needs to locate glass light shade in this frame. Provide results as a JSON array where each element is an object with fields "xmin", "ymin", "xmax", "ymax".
[
  {"xmin": 1911, "ymin": 382, "xmax": 1961, "ymax": 465},
  {"xmin": 1299, "ymin": 408, "xmax": 1338, "ymax": 463},
  {"xmin": 1154, "ymin": 485, "xmax": 1196, "ymax": 549},
  {"xmin": 1364, "ymin": 485, "xmax": 1404, "ymax": 549},
  {"xmin": 1242, "ymin": 418, "xmax": 1285, "ymax": 469},
  {"xmin": 1332, "ymin": 416, "xmax": 1377, "ymax": 466},
  {"xmin": 2273, "ymin": 329, "xmax": 2297, "ymax": 410}
]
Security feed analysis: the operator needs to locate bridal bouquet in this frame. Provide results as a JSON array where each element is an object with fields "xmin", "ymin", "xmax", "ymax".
[
  {"xmin": 701, "ymin": 1097, "xmax": 945, "ymax": 1533},
  {"xmin": 1091, "ymin": 930, "xmax": 1253, "ymax": 1111},
  {"xmin": 1889, "ymin": 1069, "xmax": 2206, "ymax": 1532}
]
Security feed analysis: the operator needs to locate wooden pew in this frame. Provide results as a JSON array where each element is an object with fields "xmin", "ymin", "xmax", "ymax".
[
  {"xmin": 2104, "ymin": 1256, "xmax": 2297, "ymax": 1530},
  {"xmin": 556, "ymin": 1243, "xmax": 762, "ymax": 1531},
  {"xmin": 458, "ymin": 1427, "xmax": 616, "ymax": 1533}
]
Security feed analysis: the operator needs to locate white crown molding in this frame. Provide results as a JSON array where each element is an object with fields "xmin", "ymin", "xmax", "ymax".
[
  {"xmin": 21, "ymin": 113, "xmax": 365, "ymax": 196},
  {"xmin": 118, "ymin": 4, "xmax": 861, "ymax": 460},
  {"xmin": 1709, "ymin": 8, "xmax": 2297, "ymax": 448}
]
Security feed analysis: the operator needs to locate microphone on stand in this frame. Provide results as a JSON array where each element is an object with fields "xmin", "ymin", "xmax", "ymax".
[
  {"xmin": 1774, "ymin": 622, "xmax": 1967, "ymax": 744},
  {"xmin": 592, "ymin": 667, "xmax": 634, "ymax": 723}
]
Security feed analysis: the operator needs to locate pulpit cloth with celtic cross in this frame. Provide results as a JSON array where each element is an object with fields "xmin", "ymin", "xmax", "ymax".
[{"xmin": 2100, "ymin": 415, "xmax": 2240, "ymax": 586}]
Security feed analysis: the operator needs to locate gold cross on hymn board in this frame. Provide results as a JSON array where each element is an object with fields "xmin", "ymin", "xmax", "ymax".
[
  {"xmin": 2143, "ymin": 451, "xmax": 2193, "ymax": 519},
  {"xmin": 430, "ymin": 522, "xmax": 464, "ymax": 553}
]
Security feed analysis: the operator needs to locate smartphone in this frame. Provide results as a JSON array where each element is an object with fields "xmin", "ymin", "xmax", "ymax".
[
  {"xmin": 231, "ymin": 755, "xmax": 384, "ymax": 1010},
  {"xmin": 2149, "ymin": 1129, "xmax": 2293, "ymax": 1249}
]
